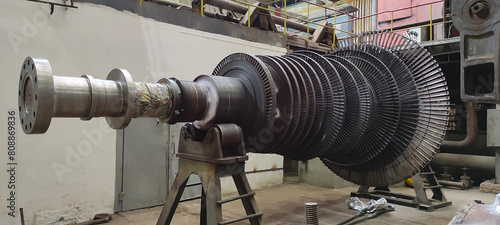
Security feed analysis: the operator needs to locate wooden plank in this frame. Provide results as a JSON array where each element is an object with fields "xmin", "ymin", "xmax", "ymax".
[
  {"xmin": 239, "ymin": 2, "xmax": 277, "ymax": 32},
  {"xmin": 286, "ymin": 35, "xmax": 331, "ymax": 52},
  {"xmin": 311, "ymin": 20, "xmax": 329, "ymax": 43}
]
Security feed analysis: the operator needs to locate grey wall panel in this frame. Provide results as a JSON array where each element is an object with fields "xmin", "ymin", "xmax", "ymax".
[{"xmin": 119, "ymin": 118, "xmax": 169, "ymax": 211}]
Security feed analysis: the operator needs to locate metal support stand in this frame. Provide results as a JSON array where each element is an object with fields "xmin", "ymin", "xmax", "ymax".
[
  {"xmin": 156, "ymin": 124, "xmax": 262, "ymax": 225},
  {"xmin": 351, "ymin": 164, "xmax": 452, "ymax": 211},
  {"xmin": 495, "ymin": 148, "xmax": 500, "ymax": 184}
]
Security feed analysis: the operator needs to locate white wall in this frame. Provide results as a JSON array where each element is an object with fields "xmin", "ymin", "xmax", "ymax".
[{"xmin": 0, "ymin": 1, "xmax": 286, "ymax": 224}]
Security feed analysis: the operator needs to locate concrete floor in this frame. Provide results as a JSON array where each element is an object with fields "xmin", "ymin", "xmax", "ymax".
[{"xmin": 107, "ymin": 180, "xmax": 497, "ymax": 225}]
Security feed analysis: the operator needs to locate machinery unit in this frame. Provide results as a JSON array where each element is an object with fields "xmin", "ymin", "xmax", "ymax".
[
  {"xmin": 19, "ymin": 30, "xmax": 449, "ymax": 223},
  {"xmin": 452, "ymin": 0, "xmax": 500, "ymax": 103}
]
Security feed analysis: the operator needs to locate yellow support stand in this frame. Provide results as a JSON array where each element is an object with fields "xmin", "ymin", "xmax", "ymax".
[
  {"xmin": 333, "ymin": 12, "xmax": 336, "ymax": 50},
  {"xmin": 430, "ymin": 4, "xmax": 433, "ymax": 40},
  {"xmin": 390, "ymin": 12, "xmax": 393, "ymax": 32},
  {"xmin": 284, "ymin": 0, "xmax": 287, "ymax": 35},
  {"xmin": 248, "ymin": 0, "xmax": 251, "ymax": 27}
]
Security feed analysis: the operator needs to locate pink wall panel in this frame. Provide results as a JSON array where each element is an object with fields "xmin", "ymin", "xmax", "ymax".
[
  {"xmin": 378, "ymin": 0, "xmax": 412, "ymax": 22},
  {"xmin": 377, "ymin": 0, "xmax": 443, "ymax": 30}
]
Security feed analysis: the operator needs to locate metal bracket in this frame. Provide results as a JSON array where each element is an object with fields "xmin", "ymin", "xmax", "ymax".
[
  {"xmin": 119, "ymin": 192, "xmax": 125, "ymax": 201},
  {"xmin": 176, "ymin": 123, "xmax": 248, "ymax": 164},
  {"xmin": 26, "ymin": 0, "xmax": 77, "ymax": 15},
  {"xmin": 27, "ymin": 0, "xmax": 78, "ymax": 8}
]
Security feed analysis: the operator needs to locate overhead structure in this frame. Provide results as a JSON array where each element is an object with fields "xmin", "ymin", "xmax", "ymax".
[{"xmin": 18, "ymin": 31, "xmax": 449, "ymax": 187}]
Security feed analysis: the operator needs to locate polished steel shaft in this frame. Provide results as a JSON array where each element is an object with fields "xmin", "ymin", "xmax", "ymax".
[
  {"xmin": 19, "ymin": 57, "xmax": 252, "ymax": 134},
  {"xmin": 19, "ymin": 57, "xmax": 176, "ymax": 132}
]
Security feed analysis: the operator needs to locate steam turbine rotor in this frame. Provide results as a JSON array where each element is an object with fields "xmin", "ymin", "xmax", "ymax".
[{"xmin": 18, "ymin": 31, "xmax": 449, "ymax": 186}]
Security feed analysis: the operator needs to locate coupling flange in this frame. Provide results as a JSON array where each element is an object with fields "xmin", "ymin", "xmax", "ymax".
[{"xmin": 18, "ymin": 57, "xmax": 54, "ymax": 134}]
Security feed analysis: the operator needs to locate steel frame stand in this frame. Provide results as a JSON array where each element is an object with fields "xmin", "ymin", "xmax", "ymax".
[
  {"xmin": 156, "ymin": 123, "xmax": 262, "ymax": 225},
  {"xmin": 351, "ymin": 164, "xmax": 452, "ymax": 211}
]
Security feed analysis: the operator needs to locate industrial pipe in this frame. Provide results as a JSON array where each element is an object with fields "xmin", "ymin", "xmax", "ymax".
[
  {"xmin": 441, "ymin": 102, "xmax": 478, "ymax": 148},
  {"xmin": 371, "ymin": 0, "xmax": 377, "ymax": 30},
  {"xmin": 200, "ymin": 0, "xmax": 318, "ymax": 33},
  {"xmin": 158, "ymin": 0, "xmax": 356, "ymax": 35},
  {"xmin": 154, "ymin": 0, "xmax": 240, "ymax": 23},
  {"xmin": 438, "ymin": 180, "xmax": 469, "ymax": 189},
  {"xmin": 431, "ymin": 153, "xmax": 495, "ymax": 175}
]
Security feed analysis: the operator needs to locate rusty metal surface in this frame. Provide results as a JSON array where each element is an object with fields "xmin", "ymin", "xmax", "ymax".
[
  {"xmin": 177, "ymin": 124, "xmax": 247, "ymax": 164},
  {"xmin": 453, "ymin": 0, "xmax": 500, "ymax": 103}
]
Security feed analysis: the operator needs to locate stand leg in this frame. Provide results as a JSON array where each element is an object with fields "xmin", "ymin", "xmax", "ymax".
[
  {"xmin": 411, "ymin": 174, "xmax": 431, "ymax": 205},
  {"xmin": 200, "ymin": 186, "xmax": 207, "ymax": 225},
  {"xmin": 374, "ymin": 186, "xmax": 390, "ymax": 191},
  {"xmin": 156, "ymin": 169, "xmax": 191, "ymax": 225},
  {"xmin": 233, "ymin": 173, "xmax": 262, "ymax": 225},
  {"xmin": 356, "ymin": 186, "xmax": 369, "ymax": 195},
  {"xmin": 200, "ymin": 173, "xmax": 222, "ymax": 225}
]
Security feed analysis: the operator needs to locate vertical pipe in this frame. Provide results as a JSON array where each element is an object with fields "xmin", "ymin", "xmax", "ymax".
[
  {"xmin": 355, "ymin": 0, "xmax": 357, "ymax": 33},
  {"xmin": 201, "ymin": 0, "xmax": 204, "ymax": 16},
  {"xmin": 360, "ymin": 0, "xmax": 363, "ymax": 33},
  {"xmin": 390, "ymin": 11, "xmax": 393, "ymax": 32},
  {"xmin": 307, "ymin": 3, "xmax": 310, "ymax": 42},
  {"xmin": 367, "ymin": 0, "xmax": 370, "ymax": 32},
  {"xmin": 353, "ymin": 0, "xmax": 356, "ymax": 34},
  {"xmin": 363, "ymin": 0, "xmax": 366, "ymax": 33},
  {"xmin": 357, "ymin": 0, "xmax": 360, "ymax": 33},
  {"xmin": 358, "ymin": 0, "xmax": 361, "ymax": 33},
  {"xmin": 441, "ymin": 103, "xmax": 478, "ymax": 148},
  {"xmin": 248, "ymin": 0, "xmax": 251, "ymax": 27},
  {"xmin": 430, "ymin": 4, "xmax": 433, "ymax": 40},
  {"xmin": 372, "ymin": 0, "xmax": 377, "ymax": 31},
  {"xmin": 367, "ymin": 0, "xmax": 373, "ymax": 31},
  {"xmin": 284, "ymin": 0, "xmax": 287, "ymax": 35},
  {"xmin": 360, "ymin": 0, "xmax": 362, "ymax": 33},
  {"xmin": 333, "ymin": 11, "xmax": 336, "ymax": 49},
  {"xmin": 493, "ymin": 147, "xmax": 500, "ymax": 184},
  {"xmin": 349, "ymin": 0, "xmax": 353, "ymax": 33},
  {"xmin": 442, "ymin": 0, "xmax": 445, "ymax": 38}
]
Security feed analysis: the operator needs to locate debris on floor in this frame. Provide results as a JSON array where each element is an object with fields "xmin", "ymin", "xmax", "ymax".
[{"xmin": 448, "ymin": 193, "xmax": 500, "ymax": 224}]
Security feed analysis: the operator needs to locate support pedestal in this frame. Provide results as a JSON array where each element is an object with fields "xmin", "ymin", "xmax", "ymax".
[
  {"xmin": 351, "ymin": 165, "xmax": 452, "ymax": 211},
  {"xmin": 156, "ymin": 124, "xmax": 262, "ymax": 225}
]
